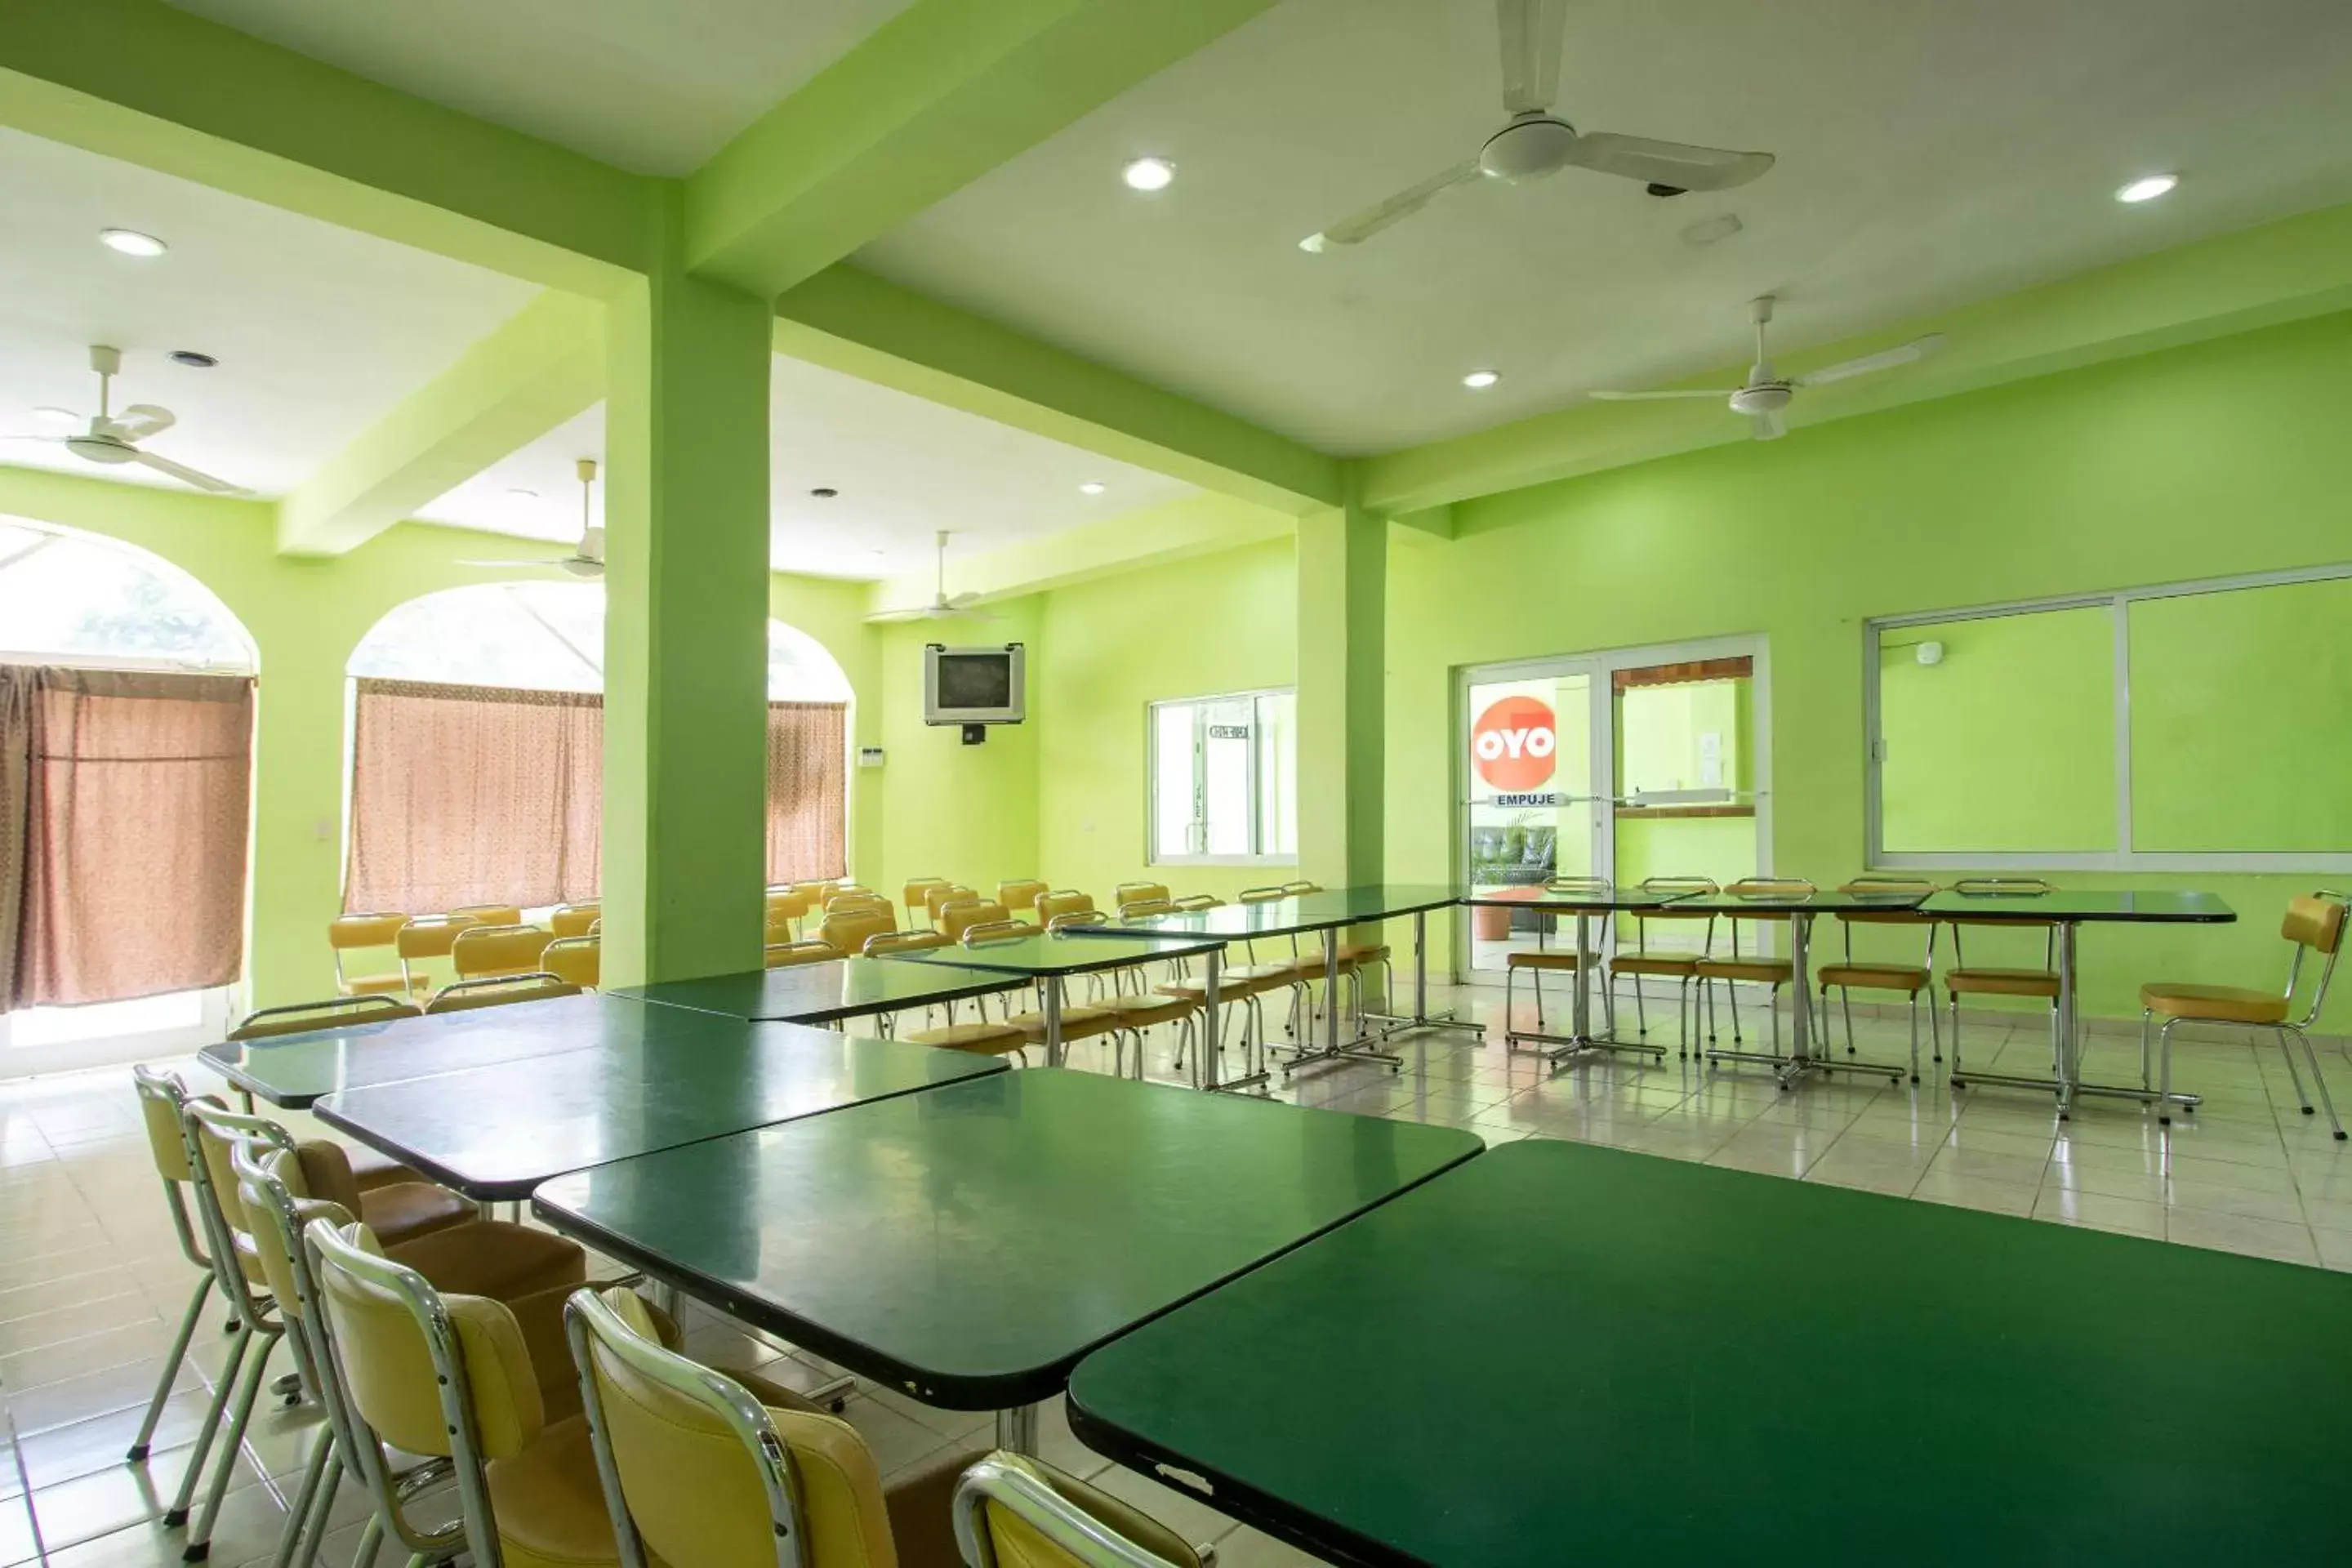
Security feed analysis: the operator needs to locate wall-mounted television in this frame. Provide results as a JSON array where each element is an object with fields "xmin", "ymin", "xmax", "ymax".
[{"xmin": 924, "ymin": 644, "xmax": 1025, "ymax": 727}]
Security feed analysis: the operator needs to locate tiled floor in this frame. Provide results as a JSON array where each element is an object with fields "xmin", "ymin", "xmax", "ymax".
[{"xmin": 3, "ymin": 982, "xmax": 2345, "ymax": 1566}]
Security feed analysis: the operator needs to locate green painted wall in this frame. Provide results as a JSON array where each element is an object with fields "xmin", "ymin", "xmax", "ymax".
[
  {"xmin": 0, "ymin": 463, "xmax": 878, "ymax": 1009},
  {"xmin": 1385, "ymin": 305, "xmax": 2352, "ymax": 1031}
]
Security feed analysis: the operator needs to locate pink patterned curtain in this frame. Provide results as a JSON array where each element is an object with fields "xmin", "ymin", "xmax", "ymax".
[{"xmin": 766, "ymin": 702, "xmax": 849, "ymax": 884}]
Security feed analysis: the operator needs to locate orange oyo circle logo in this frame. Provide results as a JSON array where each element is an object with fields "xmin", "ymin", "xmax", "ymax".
[{"xmin": 1472, "ymin": 696, "xmax": 1557, "ymax": 791}]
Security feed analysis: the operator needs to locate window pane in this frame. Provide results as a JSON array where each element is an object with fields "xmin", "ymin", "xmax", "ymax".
[
  {"xmin": 1255, "ymin": 693, "xmax": 1297, "ymax": 858},
  {"xmin": 1200, "ymin": 697, "xmax": 1254, "ymax": 855},
  {"xmin": 350, "ymin": 581, "xmax": 603, "ymax": 692},
  {"xmin": 1879, "ymin": 607, "xmax": 2115, "ymax": 853},
  {"xmin": 2129, "ymin": 577, "xmax": 2352, "ymax": 853},
  {"xmin": 1152, "ymin": 703, "xmax": 1196, "ymax": 859},
  {"xmin": 0, "ymin": 528, "xmax": 252, "ymax": 669}
]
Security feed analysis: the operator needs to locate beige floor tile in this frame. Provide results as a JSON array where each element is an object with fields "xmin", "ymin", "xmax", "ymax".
[
  {"xmin": 2031, "ymin": 1185, "xmax": 2167, "ymax": 1238},
  {"xmin": 1923, "ymin": 1144, "xmax": 2048, "ymax": 1187},
  {"xmin": 1086, "ymin": 1460, "xmax": 1241, "ymax": 1550},
  {"xmin": 2164, "ymin": 1206, "xmax": 2319, "ymax": 1265},
  {"xmin": 1909, "ymin": 1169, "xmax": 2038, "ymax": 1217},
  {"xmin": 2311, "ymin": 1226, "xmax": 2352, "ymax": 1272},
  {"xmin": 1209, "ymin": 1523, "xmax": 1327, "ymax": 1566}
]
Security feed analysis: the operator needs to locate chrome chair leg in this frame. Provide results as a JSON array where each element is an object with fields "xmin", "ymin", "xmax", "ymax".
[
  {"xmin": 1531, "ymin": 969, "xmax": 1544, "ymax": 1027},
  {"xmin": 130, "ymin": 1273, "xmax": 212, "ymax": 1460},
  {"xmin": 165, "ymin": 1321, "xmax": 250, "ymax": 1526},
  {"xmin": 2287, "ymin": 1025, "xmax": 2346, "ymax": 1140},
  {"xmin": 1905, "ymin": 995, "xmax": 1921, "ymax": 1085},
  {"xmin": 2158, "ymin": 1018, "xmax": 2180, "ymax": 1125},
  {"xmin": 2140, "ymin": 1008, "xmax": 2154, "ymax": 1094},
  {"xmin": 270, "ymin": 1428, "xmax": 332, "ymax": 1568},
  {"xmin": 1947, "ymin": 994, "xmax": 1964, "ymax": 1086},
  {"xmin": 188, "ymin": 1331, "xmax": 279, "ymax": 1559},
  {"xmin": 1840, "ymin": 987, "xmax": 1856, "ymax": 1056}
]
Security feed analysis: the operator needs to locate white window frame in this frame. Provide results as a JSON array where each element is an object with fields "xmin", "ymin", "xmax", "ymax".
[
  {"xmin": 1864, "ymin": 561, "xmax": 2352, "ymax": 874},
  {"xmin": 1146, "ymin": 686, "xmax": 1298, "ymax": 869}
]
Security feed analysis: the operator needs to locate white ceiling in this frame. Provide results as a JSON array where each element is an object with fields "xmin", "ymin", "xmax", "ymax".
[
  {"xmin": 162, "ymin": 0, "xmax": 915, "ymax": 176},
  {"xmin": 0, "ymin": 127, "xmax": 539, "ymax": 497},
  {"xmin": 856, "ymin": 0, "xmax": 2352, "ymax": 454},
  {"xmin": 414, "ymin": 355, "xmax": 1197, "ymax": 581}
]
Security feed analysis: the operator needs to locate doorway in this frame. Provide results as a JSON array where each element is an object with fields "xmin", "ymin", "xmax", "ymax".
[{"xmin": 1457, "ymin": 636, "xmax": 1769, "ymax": 978}]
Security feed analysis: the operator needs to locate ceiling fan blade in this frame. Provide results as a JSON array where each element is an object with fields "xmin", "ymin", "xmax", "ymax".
[
  {"xmin": 1, "ymin": 434, "xmax": 66, "ymax": 443},
  {"xmin": 945, "ymin": 591, "xmax": 982, "ymax": 612},
  {"xmin": 113, "ymin": 403, "xmax": 176, "ymax": 441},
  {"xmin": 1588, "ymin": 388, "xmax": 1739, "ymax": 401},
  {"xmin": 1794, "ymin": 333, "xmax": 1947, "ymax": 387},
  {"xmin": 862, "ymin": 607, "xmax": 933, "ymax": 625},
  {"xmin": 1300, "ymin": 160, "xmax": 1481, "ymax": 251},
  {"xmin": 128, "ymin": 449, "xmax": 249, "ymax": 494},
  {"xmin": 1496, "ymin": 0, "xmax": 1567, "ymax": 115},
  {"xmin": 457, "ymin": 558, "xmax": 562, "ymax": 569},
  {"xmin": 1750, "ymin": 409, "xmax": 1788, "ymax": 441},
  {"xmin": 1561, "ymin": 131, "xmax": 1774, "ymax": 192}
]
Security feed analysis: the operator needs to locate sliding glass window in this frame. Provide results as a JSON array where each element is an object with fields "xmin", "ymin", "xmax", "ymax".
[
  {"xmin": 1865, "ymin": 565, "xmax": 2352, "ymax": 871},
  {"xmin": 1148, "ymin": 689, "xmax": 1297, "ymax": 866}
]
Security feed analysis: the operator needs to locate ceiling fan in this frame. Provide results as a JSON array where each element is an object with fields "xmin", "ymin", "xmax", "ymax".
[
  {"xmin": 1588, "ymin": 296, "xmax": 1945, "ymax": 439},
  {"xmin": 1297, "ymin": 0, "xmax": 1773, "ymax": 252},
  {"xmin": 865, "ymin": 531, "xmax": 996, "ymax": 624},
  {"xmin": 462, "ymin": 457, "xmax": 604, "ymax": 577},
  {"xmin": 3, "ymin": 345, "xmax": 249, "ymax": 493}
]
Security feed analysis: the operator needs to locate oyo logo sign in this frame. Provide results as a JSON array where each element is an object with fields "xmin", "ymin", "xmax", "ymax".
[{"xmin": 1472, "ymin": 696, "xmax": 1557, "ymax": 791}]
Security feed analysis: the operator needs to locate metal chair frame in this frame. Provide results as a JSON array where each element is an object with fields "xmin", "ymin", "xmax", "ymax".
[
  {"xmin": 951, "ymin": 1451, "xmax": 1183, "ymax": 1568},
  {"xmin": 2148, "ymin": 890, "xmax": 2349, "ymax": 1138}
]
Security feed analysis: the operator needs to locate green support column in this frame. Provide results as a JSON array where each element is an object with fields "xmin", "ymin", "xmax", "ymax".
[
  {"xmin": 599, "ymin": 190, "xmax": 773, "ymax": 988},
  {"xmin": 1296, "ymin": 501, "xmax": 1387, "ymax": 888}
]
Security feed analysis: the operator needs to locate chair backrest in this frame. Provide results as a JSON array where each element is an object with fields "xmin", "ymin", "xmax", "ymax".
[
  {"xmin": 550, "ymin": 903, "xmax": 601, "ymax": 938},
  {"xmin": 866, "ymin": 930, "xmax": 951, "ymax": 957},
  {"xmin": 185, "ymin": 1100, "xmax": 289, "ymax": 1314},
  {"xmin": 425, "ymin": 974, "xmax": 581, "ymax": 1014},
  {"xmin": 451, "ymin": 903, "xmax": 524, "ymax": 927},
  {"xmin": 1172, "ymin": 894, "xmax": 1222, "ymax": 911},
  {"xmin": 1237, "ymin": 884, "xmax": 1287, "ymax": 904},
  {"xmin": 1279, "ymin": 880, "xmax": 1321, "ymax": 895},
  {"xmin": 942, "ymin": 901, "xmax": 1013, "ymax": 943},
  {"xmin": 766, "ymin": 940, "xmax": 840, "ymax": 969},
  {"xmin": 228, "ymin": 994, "xmax": 420, "ymax": 1041},
  {"xmin": 305, "ymin": 1218, "xmax": 529, "ymax": 1566},
  {"xmin": 952, "ymin": 1451, "xmax": 1196, "ymax": 1568},
  {"xmin": 567, "ymin": 1285, "xmax": 898, "ymax": 1568},
  {"xmin": 1835, "ymin": 876, "xmax": 1939, "ymax": 930},
  {"xmin": 1545, "ymin": 876, "xmax": 1612, "ymax": 897},
  {"xmin": 925, "ymin": 884, "xmax": 978, "ymax": 921},
  {"xmin": 330, "ymin": 912, "xmax": 407, "ymax": 952},
  {"xmin": 1111, "ymin": 882, "xmax": 1169, "ymax": 911},
  {"xmin": 395, "ymin": 915, "xmax": 479, "ymax": 962},
  {"xmin": 997, "ymin": 880, "xmax": 1049, "ymax": 913},
  {"xmin": 129, "ymin": 1065, "xmax": 212, "ymax": 1268},
  {"xmin": 1051, "ymin": 910, "xmax": 1111, "ymax": 931},
  {"xmin": 1623, "ymin": 875, "xmax": 1718, "ymax": 951},
  {"xmin": 1036, "ymin": 890, "xmax": 1097, "ymax": 925},
  {"xmin": 962, "ymin": 920, "xmax": 1040, "ymax": 947},
  {"xmin": 902, "ymin": 877, "xmax": 950, "ymax": 917},
  {"xmin": 767, "ymin": 888, "xmax": 816, "ymax": 924},
  {"xmin": 1116, "ymin": 898, "xmax": 1174, "ymax": 920},
  {"xmin": 765, "ymin": 908, "xmax": 802, "ymax": 947},
  {"xmin": 823, "ymin": 892, "xmax": 889, "ymax": 918},
  {"xmin": 2283, "ymin": 891, "xmax": 2350, "ymax": 1026},
  {"xmin": 541, "ymin": 935, "xmax": 601, "ymax": 988},
  {"xmin": 1940, "ymin": 878, "xmax": 2058, "ymax": 963},
  {"xmin": 452, "ymin": 924, "xmax": 557, "ymax": 980},
  {"xmin": 817, "ymin": 907, "xmax": 896, "ymax": 956}
]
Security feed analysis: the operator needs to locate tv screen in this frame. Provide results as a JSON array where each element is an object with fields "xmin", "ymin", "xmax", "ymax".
[{"xmin": 924, "ymin": 644, "xmax": 1025, "ymax": 725}]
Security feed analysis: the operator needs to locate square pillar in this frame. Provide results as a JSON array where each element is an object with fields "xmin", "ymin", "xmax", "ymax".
[
  {"xmin": 1296, "ymin": 501, "xmax": 1386, "ymax": 887},
  {"xmin": 599, "ymin": 192, "xmax": 773, "ymax": 987}
]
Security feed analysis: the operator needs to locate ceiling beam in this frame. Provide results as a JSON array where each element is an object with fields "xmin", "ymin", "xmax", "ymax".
[
  {"xmin": 864, "ymin": 491, "xmax": 1293, "ymax": 616},
  {"xmin": 276, "ymin": 291, "xmax": 604, "ymax": 557},
  {"xmin": 685, "ymin": 0, "xmax": 1277, "ymax": 301},
  {"xmin": 1360, "ymin": 201, "xmax": 2352, "ymax": 515},
  {"xmin": 0, "ymin": 0, "xmax": 650, "ymax": 294},
  {"xmin": 776, "ymin": 265, "xmax": 1343, "ymax": 514}
]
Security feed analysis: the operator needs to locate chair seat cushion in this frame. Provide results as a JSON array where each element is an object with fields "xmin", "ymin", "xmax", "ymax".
[
  {"xmin": 1506, "ymin": 951, "xmax": 1588, "ymax": 972},
  {"xmin": 356, "ymin": 1180, "xmax": 476, "ymax": 1249},
  {"xmin": 2140, "ymin": 982, "xmax": 2289, "ymax": 1025},
  {"xmin": 1695, "ymin": 960, "xmax": 1794, "ymax": 984},
  {"xmin": 1008, "ymin": 1005, "xmax": 1119, "ymax": 1044},
  {"xmin": 1946, "ymin": 967, "xmax": 2060, "ymax": 998},
  {"xmin": 341, "ymin": 972, "xmax": 419, "ymax": 998},
  {"xmin": 389, "ymin": 1220, "xmax": 586, "ymax": 1304},
  {"xmin": 1337, "ymin": 942, "xmax": 1389, "ymax": 964},
  {"xmin": 905, "ymin": 1021, "xmax": 1029, "ymax": 1054},
  {"xmin": 1158, "ymin": 970, "xmax": 1287, "ymax": 1001},
  {"xmin": 487, "ymin": 1414, "xmax": 620, "ymax": 1568},
  {"xmin": 1609, "ymin": 955, "xmax": 1699, "ymax": 977},
  {"xmin": 345, "ymin": 1142, "xmax": 425, "ymax": 1192},
  {"xmin": 1818, "ymin": 963, "xmax": 1929, "ymax": 993},
  {"xmin": 882, "ymin": 1444, "xmax": 991, "ymax": 1568},
  {"xmin": 1102, "ymin": 993, "xmax": 1196, "ymax": 1025},
  {"xmin": 1227, "ymin": 960, "xmax": 1304, "ymax": 983}
]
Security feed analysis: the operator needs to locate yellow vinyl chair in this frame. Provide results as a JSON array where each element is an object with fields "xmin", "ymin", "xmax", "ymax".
[
  {"xmin": 997, "ymin": 879, "xmax": 1049, "ymax": 915},
  {"xmin": 452, "ymin": 903, "xmax": 526, "ymax": 928},
  {"xmin": 2143, "ymin": 892, "xmax": 2349, "ymax": 1138},
  {"xmin": 427, "ymin": 975, "xmax": 582, "ymax": 1014},
  {"xmin": 1172, "ymin": 893, "xmax": 1221, "ymax": 911},
  {"xmin": 453, "ymin": 923, "xmax": 559, "ymax": 981},
  {"xmin": 124, "ymin": 1067, "xmax": 232, "ymax": 1469},
  {"xmin": 903, "ymin": 877, "xmax": 951, "ymax": 928},
  {"xmin": 1818, "ymin": 876, "xmax": 1941, "ymax": 1084},
  {"xmin": 768, "ymin": 939, "xmax": 841, "ymax": 969},
  {"xmin": 766, "ymin": 887, "xmax": 816, "ymax": 942},
  {"xmin": 954, "ymin": 1450, "xmax": 1203, "ymax": 1568},
  {"xmin": 565, "ymin": 1285, "xmax": 998, "ymax": 1568},
  {"xmin": 1940, "ymin": 877, "xmax": 2062, "ymax": 1088},
  {"xmin": 1036, "ymin": 890, "xmax": 1097, "ymax": 925},
  {"xmin": 1603, "ymin": 876, "xmax": 1718, "ymax": 1057},
  {"xmin": 395, "ymin": 914, "xmax": 479, "ymax": 996},
  {"xmin": 1281, "ymin": 881, "xmax": 1394, "ymax": 1004},
  {"xmin": 818, "ymin": 906, "xmax": 898, "ymax": 957},
  {"xmin": 541, "ymin": 936, "xmax": 600, "ymax": 989},
  {"xmin": 229, "ymin": 993, "xmax": 421, "ymax": 1042},
  {"xmin": 1694, "ymin": 878, "xmax": 1814, "ymax": 1058},
  {"xmin": 872, "ymin": 931, "xmax": 1028, "ymax": 1057},
  {"xmin": 925, "ymin": 883, "xmax": 979, "ymax": 924},
  {"xmin": 330, "ymin": 913, "xmax": 414, "ymax": 998},
  {"xmin": 1111, "ymin": 881, "xmax": 1170, "ymax": 915},
  {"xmin": 550, "ymin": 904, "xmax": 600, "ymax": 938},
  {"xmin": 1504, "ymin": 877, "xmax": 1615, "ymax": 1044},
  {"xmin": 942, "ymin": 900, "xmax": 1020, "ymax": 945}
]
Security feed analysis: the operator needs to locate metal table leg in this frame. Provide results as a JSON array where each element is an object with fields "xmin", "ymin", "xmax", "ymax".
[
  {"xmin": 1512, "ymin": 908, "xmax": 1664, "ymax": 1069},
  {"xmin": 995, "ymin": 1404, "xmax": 1039, "ymax": 1455},
  {"xmin": 1043, "ymin": 975, "xmax": 1063, "ymax": 1069},
  {"xmin": 1281, "ymin": 928, "xmax": 1401, "ymax": 1079},
  {"xmin": 1765, "ymin": 912, "xmax": 1895, "ymax": 1088},
  {"xmin": 1362, "ymin": 909, "xmax": 1487, "ymax": 1042}
]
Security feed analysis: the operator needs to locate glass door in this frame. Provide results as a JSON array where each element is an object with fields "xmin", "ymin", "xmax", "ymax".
[{"xmin": 1462, "ymin": 662, "xmax": 1602, "ymax": 974}]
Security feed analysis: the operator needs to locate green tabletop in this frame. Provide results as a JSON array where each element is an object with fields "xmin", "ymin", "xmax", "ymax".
[
  {"xmin": 316, "ymin": 1022, "xmax": 1004, "ymax": 1201},
  {"xmin": 533, "ymin": 1069, "xmax": 1481, "ymax": 1408},
  {"xmin": 1460, "ymin": 885, "xmax": 1699, "ymax": 913},
  {"xmin": 1068, "ymin": 1138, "xmax": 2352, "ymax": 1568},
  {"xmin": 1093, "ymin": 884, "xmax": 1463, "ymax": 944},
  {"xmin": 196, "ymin": 992, "xmax": 666, "ymax": 1110},
  {"xmin": 1674, "ymin": 888, "xmax": 1929, "ymax": 914},
  {"xmin": 1922, "ymin": 889, "xmax": 2235, "ymax": 924},
  {"xmin": 614, "ymin": 957, "xmax": 1025, "ymax": 1023},
  {"xmin": 887, "ymin": 929, "xmax": 1223, "ymax": 978}
]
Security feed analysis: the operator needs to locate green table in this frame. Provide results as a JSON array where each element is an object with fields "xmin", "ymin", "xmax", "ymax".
[
  {"xmin": 196, "ymin": 991, "xmax": 665, "ymax": 1110},
  {"xmin": 533, "ymin": 1069, "xmax": 1481, "ymax": 1449},
  {"xmin": 315, "ymin": 1022, "xmax": 1005, "ymax": 1202},
  {"xmin": 1460, "ymin": 884, "xmax": 1708, "ymax": 1067},
  {"xmin": 1069, "ymin": 1138, "xmax": 2352, "ymax": 1568},
  {"xmin": 614, "ymin": 956, "xmax": 1024, "ymax": 1026},
  {"xmin": 885, "ymin": 931, "xmax": 1227, "ymax": 1079}
]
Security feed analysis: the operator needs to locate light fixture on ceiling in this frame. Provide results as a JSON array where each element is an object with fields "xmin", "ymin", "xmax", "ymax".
[
  {"xmin": 1079, "ymin": 481, "xmax": 1106, "ymax": 495},
  {"xmin": 506, "ymin": 488, "xmax": 538, "ymax": 500},
  {"xmin": 2115, "ymin": 172, "xmax": 2178, "ymax": 203},
  {"xmin": 1462, "ymin": 369, "xmax": 1500, "ymax": 390},
  {"xmin": 169, "ymin": 350, "xmax": 219, "ymax": 368},
  {"xmin": 809, "ymin": 486, "xmax": 839, "ymax": 499},
  {"xmin": 1681, "ymin": 212, "xmax": 1744, "ymax": 247},
  {"xmin": 31, "ymin": 406, "xmax": 78, "ymax": 426},
  {"xmin": 1120, "ymin": 157, "xmax": 1176, "ymax": 193},
  {"xmin": 99, "ymin": 228, "xmax": 168, "ymax": 257}
]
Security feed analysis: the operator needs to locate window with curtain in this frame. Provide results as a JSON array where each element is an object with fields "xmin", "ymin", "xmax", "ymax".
[{"xmin": 344, "ymin": 583, "xmax": 851, "ymax": 913}]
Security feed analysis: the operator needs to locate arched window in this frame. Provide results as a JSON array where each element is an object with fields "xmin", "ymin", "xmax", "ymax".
[
  {"xmin": 342, "ymin": 582, "xmax": 851, "ymax": 915},
  {"xmin": 0, "ymin": 519, "xmax": 256, "ymax": 1062}
]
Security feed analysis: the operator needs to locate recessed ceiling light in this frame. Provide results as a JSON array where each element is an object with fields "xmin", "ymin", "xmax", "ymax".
[
  {"xmin": 1121, "ymin": 157, "xmax": 1176, "ymax": 193},
  {"xmin": 809, "ymin": 486, "xmax": 839, "ymax": 499},
  {"xmin": 1680, "ymin": 213, "xmax": 1744, "ymax": 247},
  {"xmin": 506, "ymin": 488, "xmax": 538, "ymax": 500},
  {"xmin": 99, "ymin": 228, "xmax": 168, "ymax": 257},
  {"xmin": 169, "ymin": 350, "xmax": 218, "ymax": 368},
  {"xmin": 1462, "ymin": 369, "xmax": 1500, "ymax": 390},
  {"xmin": 1079, "ymin": 482, "xmax": 1107, "ymax": 496},
  {"xmin": 32, "ymin": 406, "xmax": 78, "ymax": 426},
  {"xmin": 2115, "ymin": 173, "xmax": 2178, "ymax": 204}
]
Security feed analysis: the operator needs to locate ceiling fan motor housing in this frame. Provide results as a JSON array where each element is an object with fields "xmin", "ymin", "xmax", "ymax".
[
  {"xmin": 1479, "ymin": 114, "xmax": 1579, "ymax": 181},
  {"xmin": 1730, "ymin": 382, "xmax": 1794, "ymax": 415},
  {"xmin": 65, "ymin": 434, "xmax": 136, "ymax": 465}
]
